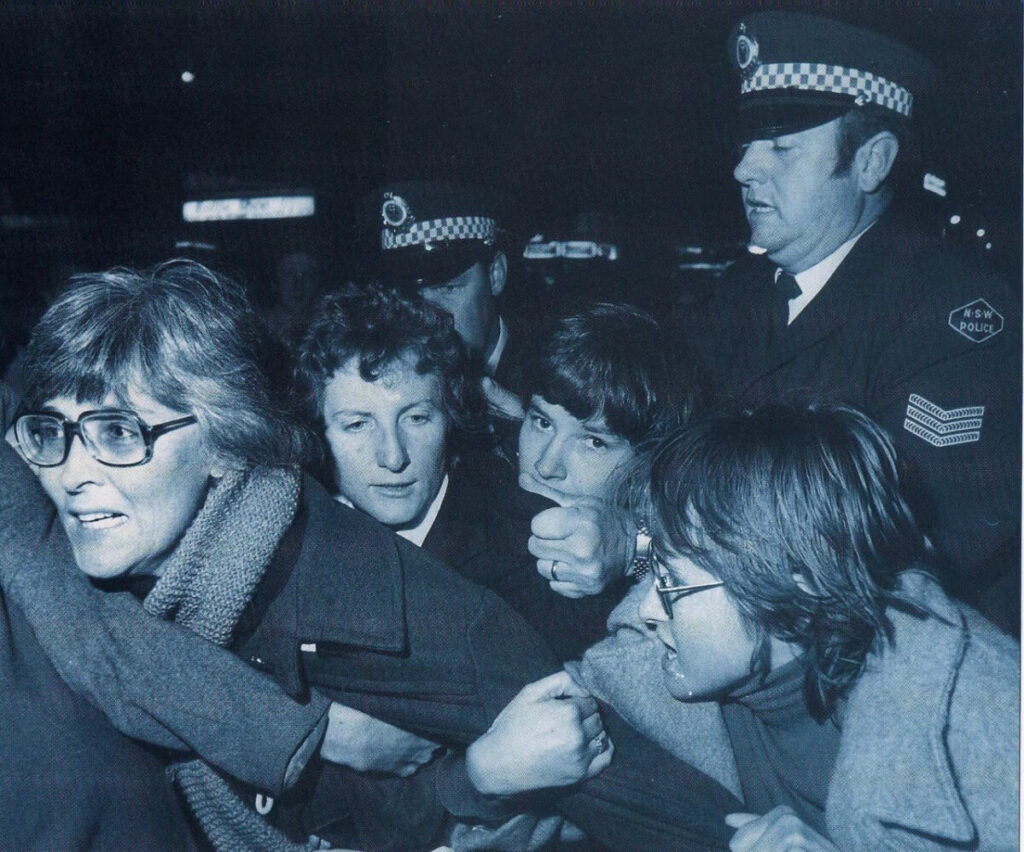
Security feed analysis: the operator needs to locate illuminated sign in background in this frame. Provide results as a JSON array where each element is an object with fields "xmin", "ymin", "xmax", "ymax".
[{"xmin": 183, "ymin": 195, "xmax": 316, "ymax": 222}]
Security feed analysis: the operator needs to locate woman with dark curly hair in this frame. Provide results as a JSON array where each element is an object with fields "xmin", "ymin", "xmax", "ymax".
[
  {"xmin": 298, "ymin": 283, "xmax": 488, "ymax": 539},
  {"xmin": 298, "ymin": 285, "xmax": 620, "ymax": 661}
]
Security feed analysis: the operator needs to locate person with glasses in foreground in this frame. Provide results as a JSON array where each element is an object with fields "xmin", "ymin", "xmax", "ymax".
[
  {"xmin": 569, "ymin": 403, "xmax": 1018, "ymax": 851},
  {"xmin": 0, "ymin": 260, "xmax": 599, "ymax": 850},
  {"xmin": 0, "ymin": 260, "xmax": 741, "ymax": 851},
  {"xmin": 0, "ymin": 403, "xmax": 197, "ymax": 849}
]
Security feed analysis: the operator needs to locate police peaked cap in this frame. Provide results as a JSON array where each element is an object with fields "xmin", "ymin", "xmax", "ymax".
[
  {"xmin": 728, "ymin": 12, "xmax": 937, "ymax": 142},
  {"xmin": 367, "ymin": 181, "xmax": 503, "ymax": 290}
]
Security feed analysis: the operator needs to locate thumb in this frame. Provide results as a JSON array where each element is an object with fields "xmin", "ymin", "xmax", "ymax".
[
  {"xmin": 725, "ymin": 813, "xmax": 760, "ymax": 829},
  {"xmin": 530, "ymin": 505, "xmax": 579, "ymax": 539},
  {"xmin": 521, "ymin": 670, "xmax": 589, "ymax": 702},
  {"xmin": 482, "ymin": 377, "xmax": 525, "ymax": 420}
]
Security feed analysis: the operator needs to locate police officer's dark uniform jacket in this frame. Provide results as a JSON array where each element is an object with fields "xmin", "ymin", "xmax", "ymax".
[{"xmin": 692, "ymin": 208, "xmax": 1020, "ymax": 626}]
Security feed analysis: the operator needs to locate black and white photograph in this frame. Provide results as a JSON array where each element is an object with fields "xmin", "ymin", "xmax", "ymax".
[{"xmin": 0, "ymin": 3, "xmax": 1020, "ymax": 850}]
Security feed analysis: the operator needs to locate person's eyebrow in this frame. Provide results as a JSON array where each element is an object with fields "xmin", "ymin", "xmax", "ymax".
[
  {"xmin": 328, "ymin": 407, "xmax": 372, "ymax": 419},
  {"xmin": 581, "ymin": 421, "xmax": 625, "ymax": 442},
  {"xmin": 397, "ymin": 399, "xmax": 439, "ymax": 415}
]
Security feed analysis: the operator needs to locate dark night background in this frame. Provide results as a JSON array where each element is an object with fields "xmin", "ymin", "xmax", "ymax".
[{"xmin": 0, "ymin": 1, "xmax": 1020, "ymax": 343}]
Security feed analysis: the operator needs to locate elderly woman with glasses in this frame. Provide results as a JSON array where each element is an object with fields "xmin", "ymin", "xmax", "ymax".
[
  {"xmin": 0, "ymin": 378, "xmax": 196, "ymax": 848},
  {"xmin": 0, "ymin": 260, "xmax": 741, "ymax": 851},
  {"xmin": 0, "ymin": 260, "xmax": 620, "ymax": 850}
]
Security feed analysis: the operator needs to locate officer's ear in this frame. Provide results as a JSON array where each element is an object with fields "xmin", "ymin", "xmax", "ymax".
[
  {"xmin": 488, "ymin": 251, "xmax": 508, "ymax": 299},
  {"xmin": 855, "ymin": 131, "xmax": 899, "ymax": 194}
]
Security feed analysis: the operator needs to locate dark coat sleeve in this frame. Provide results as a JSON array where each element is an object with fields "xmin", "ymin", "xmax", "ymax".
[
  {"xmin": 271, "ymin": 485, "xmax": 739, "ymax": 850},
  {"xmin": 0, "ymin": 441, "xmax": 330, "ymax": 796},
  {"xmin": 867, "ymin": 245, "xmax": 1021, "ymax": 606},
  {"xmin": 0, "ymin": 586, "xmax": 199, "ymax": 850}
]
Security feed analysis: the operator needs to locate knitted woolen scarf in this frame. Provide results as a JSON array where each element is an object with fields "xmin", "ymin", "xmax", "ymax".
[{"xmin": 143, "ymin": 465, "xmax": 312, "ymax": 852}]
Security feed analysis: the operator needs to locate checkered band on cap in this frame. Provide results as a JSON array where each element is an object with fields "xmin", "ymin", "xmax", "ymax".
[
  {"xmin": 382, "ymin": 216, "xmax": 496, "ymax": 249},
  {"xmin": 742, "ymin": 62, "xmax": 913, "ymax": 117}
]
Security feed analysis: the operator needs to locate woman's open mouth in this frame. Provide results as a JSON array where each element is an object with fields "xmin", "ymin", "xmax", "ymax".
[{"xmin": 71, "ymin": 511, "xmax": 128, "ymax": 531}]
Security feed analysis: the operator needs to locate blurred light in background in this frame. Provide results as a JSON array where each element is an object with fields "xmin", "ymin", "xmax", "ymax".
[
  {"xmin": 522, "ymin": 237, "xmax": 618, "ymax": 261},
  {"xmin": 183, "ymin": 195, "xmax": 316, "ymax": 222},
  {"xmin": 923, "ymin": 173, "xmax": 947, "ymax": 197}
]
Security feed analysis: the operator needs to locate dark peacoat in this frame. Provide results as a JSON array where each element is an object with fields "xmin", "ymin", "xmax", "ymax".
[{"xmin": 423, "ymin": 451, "xmax": 626, "ymax": 663}]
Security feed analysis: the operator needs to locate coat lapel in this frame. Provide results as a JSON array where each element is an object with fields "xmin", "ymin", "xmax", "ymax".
[
  {"xmin": 741, "ymin": 222, "xmax": 889, "ymax": 400},
  {"xmin": 422, "ymin": 471, "xmax": 488, "ymax": 570},
  {"xmin": 239, "ymin": 477, "xmax": 409, "ymax": 698},
  {"xmin": 828, "ymin": 573, "xmax": 975, "ymax": 845}
]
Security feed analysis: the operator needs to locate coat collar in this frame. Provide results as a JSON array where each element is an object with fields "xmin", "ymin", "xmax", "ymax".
[
  {"xmin": 289, "ymin": 476, "xmax": 407, "ymax": 651},
  {"xmin": 829, "ymin": 571, "xmax": 975, "ymax": 843},
  {"xmin": 246, "ymin": 476, "xmax": 408, "ymax": 663}
]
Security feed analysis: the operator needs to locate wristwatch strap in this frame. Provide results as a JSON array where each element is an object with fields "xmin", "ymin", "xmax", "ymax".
[{"xmin": 628, "ymin": 521, "xmax": 652, "ymax": 582}]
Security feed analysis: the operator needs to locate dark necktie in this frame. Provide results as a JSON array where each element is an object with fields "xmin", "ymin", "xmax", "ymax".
[{"xmin": 773, "ymin": 270, "xmax": 801, "ymax": 332}]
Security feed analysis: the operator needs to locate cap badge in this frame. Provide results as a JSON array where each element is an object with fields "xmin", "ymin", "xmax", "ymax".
[
  {"xmin": 735, "ymin": 23, "xmax": 760, "ymax": 78},
  {"xmin": 381, "ymin": 193, "xmax": 413, "ymax": 230}
]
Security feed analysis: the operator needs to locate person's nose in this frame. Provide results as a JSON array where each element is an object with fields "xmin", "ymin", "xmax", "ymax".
[
  {"xmin": 733, "ymin": 140, "xmax": 770, "ymax": 186},
  {"xmin": 638, "ymin": 580, "xmax": 668, "ymax": 631},
  {"xmin": 374, "ymin": 424, "xmax": 409, "ymax": 473},
  {"xmin": 58, "ymin": 431, "xmax": 105, "ymax": 492},
  {"xmin": 533, "ymin": 437, "xmax": 567, "ymax": 481}
]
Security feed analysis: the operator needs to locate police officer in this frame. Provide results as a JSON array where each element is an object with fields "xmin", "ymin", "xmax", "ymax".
[
  {"xmin": 691, "ymin": 11, "xmax": 1020, "ymax": 631},
  {"xmin": 365, "ymin": 181, "xmax": 523, "ymax": 403}
]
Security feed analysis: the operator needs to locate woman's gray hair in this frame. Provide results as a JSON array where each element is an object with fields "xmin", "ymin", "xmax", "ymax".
[{"xmin": 22, "ymin": 258, "xmax": 313, "ymax": 468}]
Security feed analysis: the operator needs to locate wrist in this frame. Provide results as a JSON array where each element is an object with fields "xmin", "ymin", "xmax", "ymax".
[
  {"xmin": 465, "ymin": 735, "xmax": 503, "ymax": 796},
  {"xmin": 320, "ymin": 702, "xmax": 367, "ymax": 764}
]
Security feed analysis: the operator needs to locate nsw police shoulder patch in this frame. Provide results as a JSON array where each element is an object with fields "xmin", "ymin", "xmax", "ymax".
[{"xmin": 949, "ymin": 298, "xmax": 1003, "ymax": 343}]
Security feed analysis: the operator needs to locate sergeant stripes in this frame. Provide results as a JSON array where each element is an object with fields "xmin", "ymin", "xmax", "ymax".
[{"xmin": 903, "ymin": 393, "xmax": 984, "ymax": 447}]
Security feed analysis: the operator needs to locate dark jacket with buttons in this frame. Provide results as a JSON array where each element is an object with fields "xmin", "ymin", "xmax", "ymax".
[{"xmin": 688, "ymin": 209, "xmax": 1021, "ymax": 630}]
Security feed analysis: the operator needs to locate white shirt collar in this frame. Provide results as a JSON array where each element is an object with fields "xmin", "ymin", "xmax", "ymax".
[
  {"xmin": 395, "ymin": 474, "xmax": 449, "ymax": 547},
  {"xmin": 484, "ymin": 316, "xmax": 508, "ymax": 377},
  {"xmin": 783, "ymin": 223, "xmax": 874, "ymax": 324},
  {"xmin": 332, "ymin": 474, "xmax": 450, "ymax": 548}
]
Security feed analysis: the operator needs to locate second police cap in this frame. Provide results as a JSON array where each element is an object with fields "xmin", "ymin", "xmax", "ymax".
[
  {"xmin": 367, "ymin": 181, "xmax": 501, "ymax": 290},
  {"xmin": 727, "ymin": 11, "xmax": 937, "ymax": 142}
]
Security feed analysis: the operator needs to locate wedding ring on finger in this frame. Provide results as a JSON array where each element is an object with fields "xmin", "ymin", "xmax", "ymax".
[
  {"xmin": 551, "ymin": 562, "xmax": 560, "ymax": 582},
  {"xmin": 593, "ymin": 732, "xmax": 608, "ymax": 753}
]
